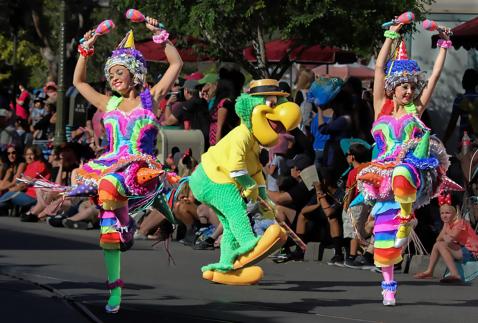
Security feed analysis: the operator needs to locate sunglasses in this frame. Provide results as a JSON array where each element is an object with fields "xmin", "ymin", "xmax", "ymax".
[{"xmin": 7, "ymin": 151, "xmax": 16, "ymax": 155}]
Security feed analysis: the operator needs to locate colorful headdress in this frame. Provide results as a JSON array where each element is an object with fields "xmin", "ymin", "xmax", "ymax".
[
  {"xmin": 307, "ymin": 77, "xmax": 344, "ymax": 107},
  {"xmin": 438, "ymin": 191, "xmax": 453, "ymax": 207},
  {"xmin": 104, "ymin": 31, "xmax": 147, "ymax": 88},
  {"xmin": 384, "ymin": 41, "xmax": 426, "ymax": 97}
]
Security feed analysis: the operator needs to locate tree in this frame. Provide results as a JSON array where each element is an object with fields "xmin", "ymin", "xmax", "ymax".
[
  {"xmin": 110, "ymin": 0, "xmax": 433, "ymax": 79},
  {"xmin": 0, "ymin": 0, "xmax": 100, "ymax": 86}
]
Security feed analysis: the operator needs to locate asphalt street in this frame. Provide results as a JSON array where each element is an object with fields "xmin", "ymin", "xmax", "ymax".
[{"xmin": 1, "ymin": 216, "xmax": 477, "ymax": 323}]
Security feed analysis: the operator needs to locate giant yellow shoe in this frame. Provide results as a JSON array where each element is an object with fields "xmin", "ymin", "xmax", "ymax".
[
  {"xmin": 202, "ymin": 266, "xmax": 264, "ymax": 285},
  {"xmin": 233, "ymin": 223, "xmax": 288, "ymax": 270}
]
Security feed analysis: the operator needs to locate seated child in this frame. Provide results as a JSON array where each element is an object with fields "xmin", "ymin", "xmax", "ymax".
[{"xmin": 414, "ymin": 192, "xmax": 478, "ymax": 283}]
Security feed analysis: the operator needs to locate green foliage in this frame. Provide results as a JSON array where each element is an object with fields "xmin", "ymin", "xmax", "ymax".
[
  {"xmin": 0, "ymin": 0, "xmax": 435, "ymax": 87},
  {"xmin": 0, "ymin": 33, "xmax": 47, "ymax": 88},
  {"xmin": 109, "ymin": 0, "xmax": 433, "ymax": 78}
]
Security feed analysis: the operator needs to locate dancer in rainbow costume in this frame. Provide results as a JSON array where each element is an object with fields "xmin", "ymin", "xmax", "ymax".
[
  {"xmin": 189, "ymin": 79, "xmax": 301, "ymax": 285},
  {"xmin": 356, "ymin": 21, "xmax": 460, "ymax": 305},
  {"xmin": 72, "ymin": 19, "xmax": 182, "ymax": 313}
]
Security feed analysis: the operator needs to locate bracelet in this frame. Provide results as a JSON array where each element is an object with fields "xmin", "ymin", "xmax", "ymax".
[
  {"xmin": 78, "ymin": 44, "xmax": 94, "ymax": 57},
  {"xmin": 437, "ymin": 39, "xmax": 452, "ymax": 49},
  {"xmin": 384, "ymin": 30, "xmax": 400, "ymax": 39}
]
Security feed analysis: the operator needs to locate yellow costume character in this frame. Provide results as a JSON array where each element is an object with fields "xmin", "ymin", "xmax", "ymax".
[{"xmin": 189, "ymin": 79, "xmax": 301, "ymax": 285}]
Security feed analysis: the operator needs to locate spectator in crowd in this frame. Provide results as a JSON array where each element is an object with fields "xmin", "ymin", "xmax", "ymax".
[
  {"xmin": 293, "ymin": 69, "xmax": 315, "ymax": 133},
  {"xmin": 340, "ymin": 141, "xmax": 373, "ymax": 268},
  {"xmin": 62, "ymin": 199, "xmax": 99, "ymax": 230},
  {"xmin": 269, "ymin": 154, "xmax": 315, "ymax": 256},
  {"xmin": 266, "ymin": 133, "xmax": 292, "ymax": 194},
  {"xmin": 443, "ymin": 68, "xmax": 478, "ymax": 145},
  {"xmin": 198, "ymin": 73, "xmax": 219, "ymax": 111},
  {"xmin": 14, "ymin": 83, "xmax": 30, "ymax": 120},
  {"xmin": 32, "ymin": 102, "xmax": 55, "ymax": 140},
  {"xmin": 343, "ymin": 77, "xmax": 374, "ymax": 143},
  {"xmin": 161, "ymin": 79, "xmax": 210, "ymax": 146},
  {"xmin": 0, "ymin": 145, "xmax": 50, "ymax": 219},
  {"xmin": 310, "ymin": 98, "xmax": 333, "ymax": 167},
  {"xmin": 13, "ymin": 118, "xmax": 33, "ymax": 154},
  {"xmin": 29, "ymin": 93, "xmax": 48, "ymax": 127},
  {"xmin": 414, "ymin": 193, "xmax": 478, "ymax": 283},
  {"xmin": 319, "ymin": 88, "xmax": 354, "ymax": 176},
  {"xmin": 44, "ymin": 81, "xmax": 58, "ymax": 104},
  {"xmin": 0, "ymin": 109, "xmax": 14, "ymax": 152},
  {"xmin": 208, "ymin": 77, "xmax": 240, "ymax": 146},
  {"xmin": 27, "ymin": 144, "xmax": 80, "ymax": 221},
  {"xmin": 315, "ymin": 168, "xmax": 345, "ymax": 265},
  {"xmin": 0, "ymin": 145, "xmax": 26, "ymax": 194}
]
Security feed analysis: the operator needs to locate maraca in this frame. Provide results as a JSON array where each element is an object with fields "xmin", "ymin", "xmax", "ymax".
[
  {"xmin": 125, "ymin": 9, "xmax": 164, "ymax": 29},
  {"xmin": 381, "ymin": 11, "xmax": 415, "ymax": 29},
  {"xmin": 423, "ymin": 19, "xmax": 453, "ymax": 35},
  {"xmin": 80, "ymin": 20, "xmax": 115, "ymax": 43}
]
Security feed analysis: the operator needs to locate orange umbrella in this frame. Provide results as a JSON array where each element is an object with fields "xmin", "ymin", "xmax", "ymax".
[{"xmin": 312, "ymin": 63, "xmax": 374, "ymax": 80}]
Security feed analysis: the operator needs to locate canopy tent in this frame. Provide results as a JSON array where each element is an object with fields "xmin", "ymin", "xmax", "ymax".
[
  {"xmin": 136, "ymin": 38, "xmax": 213, "ymax": 62},
  {"xmin": 136, "ymin": 37, "xmax": 357, "ymax": 66},
  {"xmin": 312, "ymin": 63, "xmax": 374, "ymax": 80},
  {"xmin": 243, "ymin": 39, "xmax": 356, "ymax": 64},
  {"xmin": 431, "ymin": 16, "xmax": 478, "ymax": 50}
]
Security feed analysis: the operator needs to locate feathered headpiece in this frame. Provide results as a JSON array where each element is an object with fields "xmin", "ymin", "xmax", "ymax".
[
  {"xmin": 384, "ymin": 41, "xmax": 426, "ymax": 98},
  {"xmin": 104, "ymin": 30, "xmax": 147, "ymax": 88}
]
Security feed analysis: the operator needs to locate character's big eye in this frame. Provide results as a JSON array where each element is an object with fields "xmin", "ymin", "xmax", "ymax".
[{"xmin": 265, "ymin": 96, "xmax": 277, "ymax": 107}]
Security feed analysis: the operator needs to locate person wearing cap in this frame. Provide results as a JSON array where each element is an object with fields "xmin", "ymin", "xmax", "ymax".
[
  {"xmin": 268, "ymin": 154, "xmax": 315, "ymax": 226},
  {"xmin": 308, "ymin": 77, "xmax": 353, "ymax": 175},
  {"xmin": 188, "ymin": 78, "xmax": 301, "ymax": 285},
  {"xmin": 161, "ymin": 79, "xmax": 210, "ymax": 145},
  {"xmin": 198, "ymin": 73, "xmax": 219, "ymax": 106},
  {"xmin": 44, "ymin": 81, "xmax": 58, "ymax": 104},
  {"xmin": 29, "ymin": 93, "xmax": 47, "ymax": 127},
  {"xmin": 184, "ymin": 71, "xmax": 204, "ymax": 81}
]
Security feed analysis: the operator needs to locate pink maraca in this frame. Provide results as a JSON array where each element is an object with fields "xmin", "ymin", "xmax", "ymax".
[
  {"xmin": 95, "ymin": 19, "xmax": 115, "ymax": 35},
  {"xmin": 423, "ymin": 19, "xmax": 453, "ymax": 35},
  {"xmin": 125, "ymin": 9, "xmax": 145, "ymax": 23},
  {"xmin": 125, "ymin": 9, "xmax": 164, "ymax": 28},
  {"xmin": 80, "ymin": 19, "xmax": 115, "ymax": 43},
  {"xmin": 382, "ymin": 11, "xmax": 415, "ymax": 29}
]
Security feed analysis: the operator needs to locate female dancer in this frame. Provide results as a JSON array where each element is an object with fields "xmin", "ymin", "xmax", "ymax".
[
  {"xmin": 357, "ymin": 22, "xmax": 455, "ymax": 305},
  {"xmin": 73, "ymin": 17, "xmax": 182, "ymax": 313}
]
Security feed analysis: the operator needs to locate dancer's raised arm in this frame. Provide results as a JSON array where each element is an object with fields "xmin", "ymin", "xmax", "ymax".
[
  {"xmin": 373, "ymin": 24, "xmax": 402, "ymax": 118},
  {"xmin": 145, "ymin": 17, "xmax": 183, "ymax": 103},
  {"xmin": 415, "ymin": 30, "xmax": 450, "ymax": 115},
  {"xmin": 73, "ymin": 31, "xmax": 110, "ymax": 111}
]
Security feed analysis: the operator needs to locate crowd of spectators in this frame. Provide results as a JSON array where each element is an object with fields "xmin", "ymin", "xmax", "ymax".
[{"xmin": 1, "ymin": 67, "xmax": 478, "ymax": 278}]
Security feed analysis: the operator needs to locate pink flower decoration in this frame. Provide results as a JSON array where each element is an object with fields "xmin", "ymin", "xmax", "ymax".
[{"xmin": 152, "ymin": 29, "xmax": 169, "ymax": 44}]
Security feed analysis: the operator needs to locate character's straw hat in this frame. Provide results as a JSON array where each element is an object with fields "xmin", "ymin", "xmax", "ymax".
[{"xmin": 248, "ymin": 79, "xmax": 289, "ymax": 97}]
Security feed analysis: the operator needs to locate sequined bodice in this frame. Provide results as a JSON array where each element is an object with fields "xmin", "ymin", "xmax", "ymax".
[{"xmin": 372, "ymin": 114, "xmax": 427, "ymax": 160}]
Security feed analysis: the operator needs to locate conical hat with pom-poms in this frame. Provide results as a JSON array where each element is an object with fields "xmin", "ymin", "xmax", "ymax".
[
  {"xmin": 104, "ymin": 30, "xmax": 147, "ymax": 87},
  {"xmin": 384, "ymin": 40, "xmax": 426, "ymax": 97}
]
